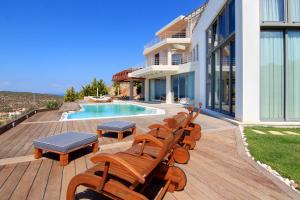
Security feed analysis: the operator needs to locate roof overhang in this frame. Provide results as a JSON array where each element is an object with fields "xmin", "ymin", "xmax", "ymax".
[
  {"xmin": 156, "ymin": 15, "xmax": 186, "ymax": 37},
  {"xmin": 129, "ymin": 65, "xmax": 179, "ymax": 78}
]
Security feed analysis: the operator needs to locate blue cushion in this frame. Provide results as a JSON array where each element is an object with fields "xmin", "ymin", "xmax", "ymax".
[
  {"xmin": 97, "ymin": 121, "xmax": 136, "ymax": 132},
  {"xmin": 33, "ymin": 132, "xmax": 98, "ymax": 153}
]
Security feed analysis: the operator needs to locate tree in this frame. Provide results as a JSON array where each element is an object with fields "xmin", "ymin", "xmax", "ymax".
[
  {"xmin": 112, "ymin": 82, "xmax": 120, "ymax": 96},
  {"xmin": 80, "ymin": 78, "xmax": 108, "ymax": 97},
  {"xmin": 64, "ymin": 87, "xmax": 76, "ymax": 102}
]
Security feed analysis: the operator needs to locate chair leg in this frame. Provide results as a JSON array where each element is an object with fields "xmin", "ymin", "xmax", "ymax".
[
  {"xmin": 118, "ymin": 132, "xmax": 123, "ymax": 141},
  {"xmin": 97, "ymin": 130, "xmax": 102, "ymax": 137},
  {"xmin": 92, "ymin": 142, "xmax": 99, "ymax": 153},
  {"xmin": 132, "ymin": 127, "xmax": 136, "ymax": 136},
  {"xmin": 34, "ymin": 148, "xmax": 43, "ymax": 159},
  {"xmin": 60, "ymin": 154, "xmax": 69, "ymax": 166}
]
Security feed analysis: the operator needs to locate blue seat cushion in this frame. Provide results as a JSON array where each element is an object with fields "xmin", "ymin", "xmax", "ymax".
[
  {"xmin": 97, "ymin": 121, "xmax": 136, "ymax": 132},
  {"xmin": 33, "ymin": 132, "xmax": 98, "ymax": 153}
]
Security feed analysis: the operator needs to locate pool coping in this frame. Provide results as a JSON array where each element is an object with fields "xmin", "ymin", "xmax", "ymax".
[{"xmin": 59, "ymin": 101, "xmax": 166, "ymax": 121}]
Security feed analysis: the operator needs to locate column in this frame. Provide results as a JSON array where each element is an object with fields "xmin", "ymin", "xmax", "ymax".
[
  {"xmin": 167, "ymin": 47, "xmax": 172, "ymax": 66},
  {"xmin": 144, "ymin": 79, "xmax": 149, "ymax": 102},
  {"xmin": 166, "ymin": 75, "xmax": 173, "ymax": 104},
  {"xmin": 141, "ymin": 80, "xmax": 145, "ymax": 99},
  {"xmin": 129, "ymin": 80, "xmax": 134, "ymax": 100}
]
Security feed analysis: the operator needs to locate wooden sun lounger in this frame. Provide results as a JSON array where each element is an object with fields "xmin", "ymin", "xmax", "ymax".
[{"xmin": 67, "ymin": 129, "xmax": 187, "ymax": 200}]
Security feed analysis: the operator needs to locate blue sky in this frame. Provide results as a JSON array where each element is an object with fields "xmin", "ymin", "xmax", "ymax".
[{"xmin": 0, "ymin": 0, "xmax": 206, "ymax": 94}]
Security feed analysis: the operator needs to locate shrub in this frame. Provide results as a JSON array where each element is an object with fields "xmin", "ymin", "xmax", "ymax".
[
  {"xmin": 46, "ymin": 100, "xmax": 59, "ymax": 109},
  {"xmin": 64, "ymin": 87, "xmax": 77, "ymax": 102}
]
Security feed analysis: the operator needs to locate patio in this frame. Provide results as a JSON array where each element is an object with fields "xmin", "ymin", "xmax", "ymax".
[{"xmin": 0, "ymin": 103, "xmax": 299, "ymax": 200}]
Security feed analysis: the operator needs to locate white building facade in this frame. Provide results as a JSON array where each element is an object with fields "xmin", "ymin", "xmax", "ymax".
[{"xmin": 130, "ymin": 0, "xmax": 300, "ymax": 123}]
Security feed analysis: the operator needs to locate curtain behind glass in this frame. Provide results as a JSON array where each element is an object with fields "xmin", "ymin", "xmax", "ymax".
[
  {"xmin": 262, "ymin": 0, "xmax": 284, "ymax": 22},
  {"xmin": 286, "ymin": 31, "xmax": 300, "ymax": 120},
  {"xmin": 260, "ymin": 31, "xmax": 284, "ymax": 120},
  {"xmin": 291, "ymin": 0, "xmax": 300, "ymax": 22}
]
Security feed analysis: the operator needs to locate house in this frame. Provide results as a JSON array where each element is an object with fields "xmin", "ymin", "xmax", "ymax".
[
  {"xmin": 111, "ymin": 68, "xmax": 145, "ymax": 100},
  {"xmin": 129, "ymin": 0, "xmax": 300, "ymax": 123}
]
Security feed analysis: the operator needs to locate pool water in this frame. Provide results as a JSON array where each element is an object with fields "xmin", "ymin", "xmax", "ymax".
[{"xmin": 64, "ymin": 103, "xmax": 164, "ymax": 120}]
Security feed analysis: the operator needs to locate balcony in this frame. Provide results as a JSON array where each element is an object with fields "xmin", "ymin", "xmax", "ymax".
[
  {"xmin": 129, "ymin": 55, "xmax": 191, "ymax": 78},
  {"xmin": 144, "ymin": 31, "xmax": 191, "ymax": 55}
]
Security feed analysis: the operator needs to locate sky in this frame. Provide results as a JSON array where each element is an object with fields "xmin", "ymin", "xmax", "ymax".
[{"xmin": 0, "ymin": 0, "xmax": 206, "ymax": 95}]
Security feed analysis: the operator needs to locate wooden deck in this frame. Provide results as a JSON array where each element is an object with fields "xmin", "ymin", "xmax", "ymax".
[{"xmin": 0, "ymin": 103, "xmax": 299, "ymax": 200}]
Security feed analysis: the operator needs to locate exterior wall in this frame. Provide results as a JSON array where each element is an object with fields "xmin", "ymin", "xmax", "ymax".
[
  {"xmin": 192, "ymin": 0, "xmax": 261, "ymax": 122},
  {"xmin": 235, "ymin": 0, "xmax": 260, "ymax": 122}
]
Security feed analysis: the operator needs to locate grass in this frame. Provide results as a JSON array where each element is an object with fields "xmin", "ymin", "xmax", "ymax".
[{"xmin": 244, "ymin": 126, "xmax": 300, "ymax": 187}]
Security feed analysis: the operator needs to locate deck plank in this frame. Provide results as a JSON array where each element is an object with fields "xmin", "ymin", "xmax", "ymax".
[
  {"xmin": 10, "ymin": 160, "xmax": 42, "ymax": 200},
  {"xmin": 0, "ymin": 162, "xmax": 29, "ymax": 200},
  {"xmin": 26, "ymin": 159, "xmax": 53, "ymax": 200}
]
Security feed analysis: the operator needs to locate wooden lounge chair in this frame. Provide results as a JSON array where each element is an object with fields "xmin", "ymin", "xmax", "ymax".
[
  {"xmin": 67, "ymin": 131, "xmax": 187, "ymax": 200},
  {"xmin": 176, "ymin": 102, "xmax": 202, "ymax": 150},
  {"xmin": 146, "ymin": 112, "xmax": 193, "ymax": 165}
]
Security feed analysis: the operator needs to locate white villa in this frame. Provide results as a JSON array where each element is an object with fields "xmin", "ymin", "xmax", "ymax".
[{"xmin": 129, "ymin": 0, "xmax": 300, "ymax": 123}]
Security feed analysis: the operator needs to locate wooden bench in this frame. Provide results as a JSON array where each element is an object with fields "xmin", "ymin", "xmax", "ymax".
[
  {"xmin": 33, "ymin": 132, "xmax": 99, "ymax": 166},
  {"xmin": 97, "ymin": 121, "xmax": 136, "ymax": 141}
]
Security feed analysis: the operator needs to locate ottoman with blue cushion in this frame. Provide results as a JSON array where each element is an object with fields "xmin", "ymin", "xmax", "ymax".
[
  {"xmin": 33, "ymin": 132, "xmax": 99, "ymax": 166},
  {"xmin": 97, "ymin": 121, "xmax": 136, "ymax": 141}
]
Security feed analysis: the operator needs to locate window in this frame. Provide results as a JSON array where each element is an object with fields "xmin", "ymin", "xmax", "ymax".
[
  {"xmin": 196, "ymin": 44, "xmax": 199, "ymax": 61},
  {"xmin": 206, "ymin": 0, "xmax": 236, "ymax": 116},
  {"xmin": 286, "ymin": 31, "xmax": 300, "ymax": 120},
  {"xmin": 260, "ymin": 31, "xmax": 284, "ymax": 120},
  {"xmin": 219, "ymin": 10, "xmax": 227, "ymax": 42},
  {"xmin": 172, "ymin": 54, "xmax": 182, "ymax": 65},
  {"xmin": 172, "ymin": 72, "xmax": 195, "ymax": 103},
  {"xmin": 261, "ymin": 0, "xmax": 284, "ymax": 22},
  {"xmin": 229, "ymin": 0, "xmax": 235, "ymax": 33},
  {"xmin": 290, "ymin": 0, "xmax": 300, "ymax": 22},
  {"xmin": 193, "ymin": 48, "xmax": 195, "ymax": 61}
]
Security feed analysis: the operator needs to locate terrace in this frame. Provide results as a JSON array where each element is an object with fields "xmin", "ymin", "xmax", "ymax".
[{"xmin": 0, "ymin": 102, "xmax": 298, "ymax": 200}]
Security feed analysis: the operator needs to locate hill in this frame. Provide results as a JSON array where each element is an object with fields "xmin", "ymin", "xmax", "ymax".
[{"xmin": 0, "ymin": 91, "xmax": 63, "ymax": 112}]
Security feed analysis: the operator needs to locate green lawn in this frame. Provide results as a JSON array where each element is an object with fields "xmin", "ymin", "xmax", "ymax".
[{"xmin": 244, "ymin": 126, "xmax": 300, "ymax": 187}]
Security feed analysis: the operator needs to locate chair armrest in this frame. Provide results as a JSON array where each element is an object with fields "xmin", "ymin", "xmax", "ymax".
[
  {"xmin": 133, "ymin": 134, "xmax": 164, "ymax": 148},
  {"xmin": 184, "ymin": 127, "xmax": 194, "ymax": 131},
  {"xmin": 90, "ymin": 153, "xmax": 146, "ymax": 183},
  {"xmin": 148, "ymin": 124, "xmax": 171, "ymax": 131}
]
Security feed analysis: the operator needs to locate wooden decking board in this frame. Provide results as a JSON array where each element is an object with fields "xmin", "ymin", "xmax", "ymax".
[
  {"xmin": 59, "ymin": 160, "xmax": 75, "ymax": 200},
  {"xmin": 0, "ymin": 124, "xmax": 35, "ymax": 158},
  {"xmin": 191, "ymin": 151, "xmax": 286, "ymax": 200},
  {"xmin": 0, "ymin": 162, "xmax": 30, "ymax": 200},
  {"xmin": 43, "ymin": 162, "xmax": 63, "ymax": 200},
  {"xmin": 3, "ymin": 123, "xmax": 44, "ymax": 158},
  {"xmin": 10, "ymin": 160, "xmax": 42, "ymax": 200},
  {"xmin": 26, "ymin": 159, "xmax": 53, "ymax": 200},
  {"xmin": 0, "ymin": 164, "xmax": 17, "ymax": 188},
  {"xmin": 18, "ymin": 123, "xmax": 52, "ymax": 157}
]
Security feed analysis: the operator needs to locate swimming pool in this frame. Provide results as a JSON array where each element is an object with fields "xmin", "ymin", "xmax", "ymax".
[{"xmin": 61, "ymin": 102, "xmax": 165, "ymax": 121}]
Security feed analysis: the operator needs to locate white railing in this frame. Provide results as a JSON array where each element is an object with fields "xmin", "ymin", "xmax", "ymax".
[
  {"xmin": 146, "ymin": 54, "xmax": 192, "ymax": 67},
  {"xmin": 147, "ymin": 57, "xmax": 168, "ymax": 66},
  {"xmin": 144, "ymin": 31, "xmax": 191, "ymax": 49},
  {"xmin": 171, "ymin": 54, "xmax": 192, "ymax": 65}
]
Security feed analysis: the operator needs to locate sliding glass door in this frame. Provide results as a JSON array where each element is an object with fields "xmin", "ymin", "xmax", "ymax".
[
  {"xmin": 260, "ymin": 31, "xmax": 284, "ymax": 120},
  {"xmin": 172, "ymin": 72, "xmax": 195, "ymax": 103},
  {"xmin": 149, "ymin": 78, "xmax": 166, "ymax": 101},
  {"xmin": 260, "ymin": 30, "xmax": 300, "ymax": 121},
  {"xmin": 286, "ymin": 31, "xmax": 300, "ymax": 120}
]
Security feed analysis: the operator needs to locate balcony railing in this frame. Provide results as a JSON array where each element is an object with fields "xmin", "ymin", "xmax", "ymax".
[
  {"xmin": 144, "ymin": 31, "xmax": 191, "ymax": 49},
  {"xmin": 148, "ymin": 57, "xmax": 168, "ymax": 66},
  {"xmin": 147, "ymin": 55, "xmax": 192, "ymax": 67}
]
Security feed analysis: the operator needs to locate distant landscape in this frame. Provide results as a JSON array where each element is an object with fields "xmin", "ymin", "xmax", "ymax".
[{"xmin": 0, "ymin": 91, "xmax": 63, "ymax": 125}]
